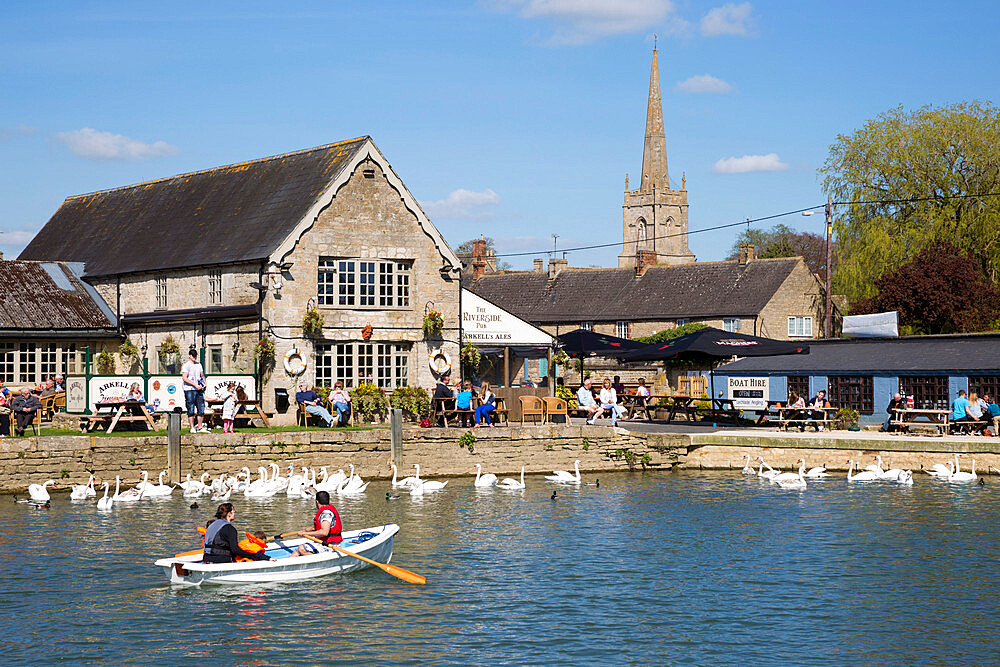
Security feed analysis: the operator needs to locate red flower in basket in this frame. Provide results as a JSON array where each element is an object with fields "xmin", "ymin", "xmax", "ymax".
[{"xmin": 419, "ymin": 418, "xmax": 431, "ymax": 428}]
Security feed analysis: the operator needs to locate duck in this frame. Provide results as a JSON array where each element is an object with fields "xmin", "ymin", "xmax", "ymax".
[
  {"xmin": 412, "ymin": 464, "xmax": 447, "ymax": 491},
  {"xmin": 28, "ymin": 480, "xmax": 56, "ymax": 502},
  {"xmin": 551, "ymin": 490, "xmax": 557, "ymax": 500},
  {"xmin": 113, "ymin": 475, "xmax": 145, "ymax": 502},
  {"xmin": 497, "ymin": 467, "xmax": 526, "ymax": 490},
  {"xmin": 545, "ymin": 460, "xmax": 581, "ymax": 484},
  {"xmin": 847, "ymin": 459, "xmax": 880, "ymax": 482},
  {"xmin": 389, "ymin": 462, "xmax": 419, "ymax": 489},
  {"xmin": 473, "ymin": 463, "xmax": 498, "ymax": 487},
  {"xmin": 740, "ymin": 455, "xmax": 755, "ymax": 475},
  {"xmin": 96, "ymin": 481, "xmax": 113, "ymax": 510},
  {"xmin": 947, "ymin": 454, "xmax": 977, "ymax": 483},
  {"xmin": 70, "ymin": 475, "xmax": 95, "ymax": 500}
]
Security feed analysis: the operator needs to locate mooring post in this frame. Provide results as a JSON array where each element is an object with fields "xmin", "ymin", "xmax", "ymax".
[
  {"xmin": 167, "ymin": 411, "xmax": 182, "ymax": 484},
  {"xmin": 390, "ymin": 408, "xmax": 403, "ymax": 469}
]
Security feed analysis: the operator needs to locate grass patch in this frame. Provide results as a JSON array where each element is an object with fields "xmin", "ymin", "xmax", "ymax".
[{"xmin": 39, "ymin": 424, "xmax": 378, "ymax": 438}]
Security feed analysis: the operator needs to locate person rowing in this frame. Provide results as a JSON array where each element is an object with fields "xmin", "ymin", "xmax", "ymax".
[
  {"xmin": 202, "ymin": 503, "xmax": 274, "ymax": 564},
  {"xmin": 290, "ymin": 490, "xmax": 342, "ymax": 557}
]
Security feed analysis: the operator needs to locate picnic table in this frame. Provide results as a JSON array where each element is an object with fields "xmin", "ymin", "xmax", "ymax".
[
  {"xmin": 770, "ymin": 405, "xmax": 837, "ymax": 431},
  {"xmin": 431, "ymin": 396, "xmax": 508, "ymax": 427},
  {"xmin": 205, "ymin": 399, "xmax": 271, "ymax": 428},
  {"xmin": 80, "ymin": 400, "xmax": 158, "ymax": 433},
  {"xmin": 892, "ymin": 407, "xmax": 950, "ymax": 435}
]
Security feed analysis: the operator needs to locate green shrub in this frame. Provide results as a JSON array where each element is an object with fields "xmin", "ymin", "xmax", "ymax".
[
  {"xmin": 350, "ymin": 382, "xmax": 389, "ymax": 422},
  {"xmin": 96, "ymin": 350, "xmax": 115, "ymax": 375},
  {"xmin": 555, "ymin": 385, "xmax": 577, "ymax": 409},
  {"xmin": 458, "ymin": 430, "xmax": 475, "ymax": 452},
  {"xmin": 833, "ymin": 407, "xmax": 860, "ymax": 430},
  {"xmin": 302, "ymin": 308, "xmax": 324, "ymax": 337},
  {"xmin": 389, "ymin": 386, "xmax": 430, "ymax": 421},
  {"xmin": 119, "ymin": 338, "xmax": 140, "ymax": 367}
]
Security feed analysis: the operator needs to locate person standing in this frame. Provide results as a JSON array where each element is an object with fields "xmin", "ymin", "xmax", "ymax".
[
  {"xmin": 291, "ymin": 491, "xmax": 343, "ymax": 557},
  {"xmin": 182, "ymin": 349, "xmax": 208, "ymax": 434},
  {"xmin": 202, "ymin": 503, "xmax": 274, "ymax": 564},
  {"xmin": 982, "ymin": 393, "xmax": 1000, "ymax": 435},
  {"xmin": 329, "ymin": 381, "xmax": 352, "ymax": 426},
  {"xmin": 221, "ymin": 382, "xmax": 238, "ymax": 433}
]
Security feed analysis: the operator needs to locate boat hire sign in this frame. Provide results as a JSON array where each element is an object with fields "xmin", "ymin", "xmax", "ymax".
[
  {"xmin": 461, "ymin": 289, "xmax": 553, "ymax": 347},
  {"xmin": 727, "ymin": 376, "xmax": 769, "ymax": 410}
]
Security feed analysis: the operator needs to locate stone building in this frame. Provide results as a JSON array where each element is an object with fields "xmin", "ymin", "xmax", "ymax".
[{"xmin": 20, "ymin": 136, "xmax": 462, "ymax": 422}]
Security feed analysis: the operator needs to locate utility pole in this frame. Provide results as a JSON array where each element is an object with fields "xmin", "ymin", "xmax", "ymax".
[{"xmin": 825, "ymin": 196, "xmax": 833, "ymax": 338}]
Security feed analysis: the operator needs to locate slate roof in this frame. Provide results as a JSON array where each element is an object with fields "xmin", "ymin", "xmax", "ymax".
[
  {"xmin": 464, "ymin": 258, "xmax": 801, "ymax": 323},
  {"xmin": 0, "ymin": 261, "xmax": 117, "ymax": 331},
  {"xmin": 715, "ymin": 333, "xmax": 1000, "ymax": 374},
  {"xmin": 19, "ymin": 137, "xmax": 369, "ymax": 277}
]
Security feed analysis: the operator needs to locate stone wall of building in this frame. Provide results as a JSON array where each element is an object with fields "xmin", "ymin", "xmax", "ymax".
[{"xmin": 756, "ymin": 258, "xmax": 824, "ymax": 340}]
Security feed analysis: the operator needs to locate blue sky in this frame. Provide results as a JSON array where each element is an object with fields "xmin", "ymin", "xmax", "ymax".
[{"xmin": 1, "ymin": 1, "xmax": 997, "ymax": 269}]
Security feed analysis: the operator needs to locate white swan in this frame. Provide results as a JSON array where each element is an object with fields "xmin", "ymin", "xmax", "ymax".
[
  {"xmin": 135, "ymin": 470, "xmax": 155, "ymax": 495},
  {"xmin": 145, "ymin": 470, "xmax": 175, "ymax": 497},
  {"xmin": 70, "ymin": 475, "xmax": 95, "ymax": 500},
  {"xmin": 412, "ymin": 464, "xmax": 447, "ymax": 491},
  {"xmin": 756, "ymin": 457, "xmax": 781, "ymax": 480},
  {"xmin": 740, "ymin": 455, "xmax": 755, "ymax": 475},
  {"xmin": 926, "ymin": 462, "xmax": 952, "ymax": 477},
  {"xmin": 389, "ymin": 462, "xmax": 418, "ymax": 489},
  {"xmin": 895, "ymin": 470, "xmax": 914, "ymax": 485},
  {"xmin": 847, "ymin": 459, "xmax": 880, "ymax": 482},
  {"xmin": 776, "ymin": 465, "xmax": 807, "ymax": 490},
  {"xmin": 210, "ymin": 475, "xmax": 232, "ymax": 500},
  {"xmin": 286, "ymin": 467, "xmax": 307, "ymax": 496},
  {"xmin": 770, "ymin": 460, "xmax": 806, "ymax": 484},
  {"xmin": 113, "ymin": 475, "xmax": 145, "ymax": 501},
  {"xmin": 336, "ymin": 473, "xmax": 369, "ymax": 495},
  {"xmin": 96, "ymin": 481, "xmax": 113, "ymax": 510},
  {"xmin": 28, "ymin": 480, "xmax": 56, "ymax": 502},
  {"xmin": 315, "ymin": 468, "xmax": 346, "ymax": 493},
  {"xmin": 474, "ymin": 463, "xmax": 498, "ymax": 487},
  {"xmin": 545, "ymin": 460, "xmax": 581, "ymax": 483},
  {"xmin": 804, "ymin": 464, "xmax": 830, "ymax": 478},
  {"xmin": 864, "ymin": 456, "xmax": 885, "ymax": 474},
  {"xmin": 497, "ymin": 467, "xmax": 526, "ymax": 490},
  {"xmin": 948, "ymin": 454, "xmax": 977, "ymax": 483}
]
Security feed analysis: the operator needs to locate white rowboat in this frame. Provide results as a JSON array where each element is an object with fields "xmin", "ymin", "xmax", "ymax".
[{"xmin": 154, "ymin": 524, "xmax": 399, "ymax": 586}]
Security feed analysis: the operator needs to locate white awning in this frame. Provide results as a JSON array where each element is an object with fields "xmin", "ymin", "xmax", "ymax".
[{"xmin": 461, "ymin": 289, "xmax": 553, "ymax": 348}]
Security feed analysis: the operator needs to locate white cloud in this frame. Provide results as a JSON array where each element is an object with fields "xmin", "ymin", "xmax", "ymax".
[
  {"xmin": 676, "ymin": 74, "xmax": 734, "ymax": 94},
  {"xmin": 0, "ymin": 230, "xmax": 38, "ymax": 245},
  {"xmin": 0, "ymin": 124, "xmax": 39, "ymax": 140},
  {"xmin": 495, "ymin": 0, "xmax": 688, "ymax": 45},
  {"xmin": 420, "ymin": 188, "xmax": 501, "ymax": 219},
  {"xmin": 712, "ymin": 153, "xmax": 788, "ymax": 174},
  {"xmin": 700, "ymin": 2, "xmax": 755, "ymax": 36},
  {"xmin": 56, "ymin": 128, "xmax": 180, "ymax": 160}
]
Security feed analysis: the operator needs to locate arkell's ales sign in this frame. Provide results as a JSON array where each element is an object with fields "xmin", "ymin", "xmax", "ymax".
[{"xmin": 727, "ymin": 376, "xmax": 769, "ymax": 410}]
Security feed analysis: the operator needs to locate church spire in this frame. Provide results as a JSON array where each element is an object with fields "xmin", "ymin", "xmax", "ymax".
[{"xmin": 640, "ymin": 47, "xmax": 669, "ymax": 192}]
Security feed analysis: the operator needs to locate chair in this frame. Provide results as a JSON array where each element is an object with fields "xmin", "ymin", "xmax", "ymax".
[
  {"xmin": 542, "ymin": 397, "xmax": 568, "ymax": 424},
  {"xmin": 297, "ymin": 402, "xmax": 326, "ymax": 427},
  {"xmin": 519, "ymin": 395, "xmax": 545, "ymax": 426},
  {"xmin": 17, "ymin": 409, "xmax": 41, "ymax": 436},
  {"xmin": 53, "ymin": 391, "xmax": 66, "ymax": 414}
]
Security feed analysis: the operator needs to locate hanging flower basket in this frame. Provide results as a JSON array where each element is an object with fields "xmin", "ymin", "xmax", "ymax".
[
  {"xmin": 302, "ymin": 308, "xmax": 325, "ymax": 338},
  {"xmin": 96, "ymin": 350, "xmax": 115, "ymax": 375},
  {"xmin": 423, "ymin": 311, "xmax": 445, "ymax": 337},
  {"xmin": 461, "ymin": 341, "xmax": 482, "ymax": 375},
  {"xmin": 254, "ymin": 337, "xmax": 276, "ymax": 375},
  {"xmin": 119, "ymin": 338, "xmax": 140, "ymax": 367}
]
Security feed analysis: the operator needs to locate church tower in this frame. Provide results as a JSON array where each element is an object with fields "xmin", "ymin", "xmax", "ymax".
[{"xmin": 618, "ymin": 48, "xmax": 695, "ymax": 269}]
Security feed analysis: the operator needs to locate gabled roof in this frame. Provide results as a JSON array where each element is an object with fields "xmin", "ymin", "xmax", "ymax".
[
  {"xmin": 465, "ymin": 258, "xmax": 802, "ymax": 323},
  {"xmin": 0, "ymin": 261, "xmax": 117, "ymax": 331},
  {"xmin": 19, "ymin": 137, "xmax": 370, "ymax": 276},
  {"xmin": 715, "ymin": 333, "xmax": 1000, "ymax": 374}
]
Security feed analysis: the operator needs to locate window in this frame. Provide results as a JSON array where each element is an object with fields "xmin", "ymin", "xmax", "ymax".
[
  {"xmin": 208, "ymin": 271, "xmax": 222, "ymax": 305},
  {"xmin": 787, "ymin": 375, "xmax": 809, "ymax": 401},
  {"xmin": 723, "ymin": 318, "xmax": 741, "ymax": 333},
  {"xmin": 18, "ymin": 343, "xmax": 37, "ymax": 384},
  {"xmin": 0, "ymin": 344, "xmax": 14, "ymax": 382},
  {"xmin": 319, "ymin": 258, "xmax": 411, "ymax": 308},
  {"xmin": 208, "ymin": 345, "xmax": 224, "ymax": 374},
  {"xmin": 969, "ymin": 376, "xmax": 1000, "ymax": 402},
  {"xmin": 580, "ymin": 322, "xmax": 593, "ymax": 331},
  {"xmin": 898, "ymin": 376, "xmax": 949, "ymax": 410},
  {"xmin": 615, "ymin": 321, "xmax": 631, "ymax": 339},
  {"xmin": 61, "ymin": 343, "xmax": 83, "ymax": 375},
  {"xmin": 788, "ymin": 316, "xmax": 813, "ymax": 337},
  {"xmin": 675, "ymin": 318, "xmax": 690, "ymax": 327},
  {"xmin": 38, "ymin": 344, "xmax": 58, "ymax": 380},
  {"xmin": 828, "ymin": 375, "xmax": 874, "ymax": 414},
  {"xmin": 316, "ymin": 342, "xmax": 410, "ymax": 388},
  {"xmin": 155, "ymin": 277, "xmax": 167, "ymax": 310}
]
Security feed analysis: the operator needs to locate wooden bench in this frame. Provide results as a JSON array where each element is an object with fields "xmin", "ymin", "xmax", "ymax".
[{"xmin": 769, "ymin": 418, "xmax": 835, "ymax": 432}]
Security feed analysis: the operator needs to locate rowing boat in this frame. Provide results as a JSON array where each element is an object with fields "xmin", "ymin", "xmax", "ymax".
[{"xmin": 154, "ymin": 524, "xmax": 399, "ymax": 586}]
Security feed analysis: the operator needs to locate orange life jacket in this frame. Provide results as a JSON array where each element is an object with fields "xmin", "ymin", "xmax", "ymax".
[{"xmin": 236, "ymin": 533, "xmax": 268, "ymax": 562}]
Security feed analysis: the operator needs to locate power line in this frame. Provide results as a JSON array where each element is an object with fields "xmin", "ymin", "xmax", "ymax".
[{"xmin": 835, "ymin": 192, "xmax": 1000, "ymax": 206}]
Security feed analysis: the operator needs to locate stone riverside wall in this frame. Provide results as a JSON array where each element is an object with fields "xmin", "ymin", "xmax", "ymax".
[{"xmin": 0, "ymin": 426, "xmax": 668, "ymax": 494}]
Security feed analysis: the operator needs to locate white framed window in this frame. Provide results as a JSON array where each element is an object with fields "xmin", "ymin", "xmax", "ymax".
[
  {"xmin": 723, "ymin": 318, "xmax": 741, "ymax": 333},
  {"xmin": 675, "ymin": 318, "xmax": 690, "ymax": 327},
  {"xmin": 0, "ymin": 343, "xmax": 15, "ymax": 382},
  {"xmin": 18, "ymin": 343, "xmax": 37, "ymax": 384},
  {"xmin": 208, "ymin": 271, "xmax": 222, "ymax": 305},
  {"xmin": 616, "ymin": 321, "xmax": 631, "ymax": 338},
  {"xmin": 580, "ymin": 321, "xmax": 593, "ymax": 331},
  {"xmin": 38, "ymin": 343, "xmax": 58, "ymax": 379},
  {"xmin": 207, "ymin": 345, "xmax": 224, "ymax": 374},
  {"xmin": 316, "ymin": 342, "xmax": 410, "ymax": 389},
  {"xmin": 155, "ymin": 277, "xmax": 167, "ymax": 310},
  {"xmin": 788, "ymin": 316, "xmax": 813, "ymax": 337},
  {"xmin": 319, "ymin": 258, "xmax": 411, "ymax": 308}
]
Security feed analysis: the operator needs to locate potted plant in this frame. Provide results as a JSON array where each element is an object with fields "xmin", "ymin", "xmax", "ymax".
[
  {"xmin": 389, "ymin": 386, "xmax": 430, "ymax": 421},
  {"xmin": 157, "ymin": 335, "xmax": 181, "ymax": 373},
  {"xmin": 423, "ymin": 310, "xmax": 444, "ymax": 337},
  {"xmin": 302, "ymin": 308, "xmax": 324, "ymax": 338},
  {"xmin": 350, "ymin": 382, "xmax": 389, "ymax": 423},
  {"xmin": 96, "ymin": 349, "xmax": 115, "ymax": 375}
]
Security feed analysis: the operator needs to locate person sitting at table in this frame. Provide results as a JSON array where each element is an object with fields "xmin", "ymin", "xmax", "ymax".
[
  {"xmin": 0, "ymin": 390, "xmax": 10, "ymax": 437},
  {"xmin": 474, "ymin": 381, "xmax": 497, "ymax": 428},
  {"xmin": 0, "ymin": 379, "xmax": 9, "ymax": 399},
  {"xmin": 612, "ymin": 375, "xmax": 626, "ymax": 400},
  {"xmin": 296, "ymin": 382, "xmax": 335, "ymax": 428},
  {"xmin": 127, "ymin": 382, "xmax": 145, "ymax": 416},
  {"xmin": 235, "ymin": 385, "xmax": 248, "ymax": 414},
  {"xmin": 577, "ymin": 378, "xmax": 604, "ymax": 425},
  {"xmin": 433, "ymin": 374, "xmax": 455, "ymax": 426},
  {"xmin": 39, "ymin": 378, "xmax": 57, "ymax": 398},
  {"xmin": 967, "ymin": 392, "xmax": 990, "ymax": 434},
  {"xmin": 626, "ymin": 378, "xmax": 651, "ymax": 419},
  {"xmin": 786, "ymin": 391, "xmax": 807, "ymax": 430},
  {"xmin": 982, "ymin": 393, "xmax": 1000, "ymax": 435},
  {"xmin": 11, "ymin": 387, "xmax": 42, "ymax": 437},
  {"xmin": 456, "ymin": 380, "xmax": 476, "ymax": 427},
  {"xmin": 951, "ymin": 389, "xmax": 982, "ymax": 433},
  {"xmin": 329, "ymin": 380, "xmax": 352, "ymax": 427},
  {"xmin": 599, "ymin": 378, "xmax": 626, "ymax": 426},
  {"xmin": 882, "ymin": 393, "xmax": 904, "ymax": 432},
  {"xmin": 806, "ymin": 389, "xmax": 828, "ymax": 431},
  {"xmin": 54, "ymin": 375, "xmax": 65, "ymax": 391}
]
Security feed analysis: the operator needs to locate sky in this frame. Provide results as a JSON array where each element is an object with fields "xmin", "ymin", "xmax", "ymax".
[{"xmin": 1, "ymin": 1, "xmax": 998, "ymax": 269}]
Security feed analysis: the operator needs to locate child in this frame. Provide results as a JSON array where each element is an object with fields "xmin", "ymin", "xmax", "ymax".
[
  {"xmin": 221, "ymin": 382, "xmax": 238, "ymax": 433},
  {"xmin": 456, "ymin": 380, "xmax": 475, "ymax": 427}
]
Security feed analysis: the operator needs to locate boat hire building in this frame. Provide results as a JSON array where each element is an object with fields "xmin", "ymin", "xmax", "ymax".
[{"xmin": 19, "ymin": 136, "xmax": 462, "ymax": 423}]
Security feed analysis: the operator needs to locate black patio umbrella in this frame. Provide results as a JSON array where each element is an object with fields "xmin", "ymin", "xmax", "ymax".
[{"xmin": 557, "ymin": 329, "xmax": 649, "ymax": 358}]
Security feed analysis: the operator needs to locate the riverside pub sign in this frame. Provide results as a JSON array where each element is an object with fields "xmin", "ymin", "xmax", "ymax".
[
  {"xmin": 461, "ymin": 289, "xmax": 552, "ymax": 347},
  {"xmin": 727, "ymin": 376, "xmax": 769, "ymax": 410}
]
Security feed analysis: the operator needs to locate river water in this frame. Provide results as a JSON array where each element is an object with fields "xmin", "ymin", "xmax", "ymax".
[{"xmin": 2, "ymin": 469, "xmax": 998, "ymax": 665}]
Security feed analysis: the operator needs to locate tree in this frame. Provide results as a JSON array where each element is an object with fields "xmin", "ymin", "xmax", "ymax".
[
  {"xmin": 635, "ymin": 322, "xmax": 708, "ymax": 345},
  {"xmin": 821, "ymin": 102, "xmax": 1000, "ymax": 302},
  {"xmin": 455, "ymin": 236, "xmax": 512, "ymax": 271},
  {"xmin": 727, "ymin": 224, "xmax": 834, "ymax": 277},
  {"xmin": 851, "ymin": 242, "xmax": 1000, "ymax": 334}
]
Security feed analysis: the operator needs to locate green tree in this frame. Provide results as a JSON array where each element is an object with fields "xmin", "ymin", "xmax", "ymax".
[
  {"xmin": 635, "ymin": 322, "xmax": 708, "ymax": 345},
  {"xmin": 727, "ymin": 224, "xmax": 833, "ymax": 276},
  {"xmin": 821, "ymin": 102, "xmax": 1000, "ymax": 301}
]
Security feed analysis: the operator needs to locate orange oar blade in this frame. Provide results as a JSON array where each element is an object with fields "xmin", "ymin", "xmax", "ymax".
[{"xmin": 379, "ymin": 562, "xmax": 427, "ymax": 585}]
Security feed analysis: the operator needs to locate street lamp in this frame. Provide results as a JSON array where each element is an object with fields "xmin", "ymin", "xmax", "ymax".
[{"xmin": 802, "ymin": 196, "xmax": 834, "ymax": 338}]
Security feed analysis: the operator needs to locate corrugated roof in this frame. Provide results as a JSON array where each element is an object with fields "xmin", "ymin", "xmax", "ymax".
[
  {"xmin": 19, "ymin": 137, "xmax": 369, "ymax": 276},
  {"xmin": 715, "ymin": 333, "xmax": 1000, "ymax": 374},
  {"xmin": 0, "ymin": 260, "xmax": 117, "ymax": 330},
  {"xmin": 465, "ymin": 258, "xmax": 801, "ymax": 323}
]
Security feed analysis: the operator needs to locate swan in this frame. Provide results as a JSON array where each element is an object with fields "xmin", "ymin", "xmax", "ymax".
[
  {"xmin": 113, "ymin": 475, "xmax": 145, "ymax": 501},
  {"xmin": 804, "ymin": 464, "xmax": 830, "ymax": 478},
  {"xmin": 389, "ymin": 462, "xmax": 418, "ymax": 489},
  {"xmin": 847, "ymin": 459, "xmax": 880, "ymax": 482},
  {"xmin": 269, "ymin": 463, "xmax": 288, "ymax": 492},
  {"xmin": 135, "ymin": 470, "xmax": 155, "ymax": 495},
  {"xmin": 776, "ymin": 465, "xmax": 807, "ymax": 490},
  {"xmin": 336, "ymin": 473, "xmax": 369, "ymax": 495},
  {"xmin": 412, "ymin": 464, "xmax": 447, "ymax": 491},
  {"xmin": 70, "ymin": 475, "xmax": 95, "ymax": 500},
  {"xmin": 864, "ymin": 456, "xmax": 885, "ymax": 474},
  {"xmin": 286, "ymin": 467, "xmax": 307, "ymax": 496},
  {"xmin": 145, "ymin": 470, "xmax": 175, "ymax": 497},
  {"xmin": 96, "ymin": 481, "xmax": 113, "ymax": 510},
  {"xmin": 474, "ymin": 463, "xmax": 498, "ymax": 487},
  {"xmin": 545, "ymin": 460, "xmax": 581, "ymax": 483},
  {"xmin": 948, "ymin": 454, "xmax": 977, "ymax": 483},
  {"xmin": 926, "ymin": 462, "xmax": 952, "ymax": 477},
  {"xmin": 315, "ymin": 468, "xmax": 345, "ymax": 493},
  {"xmin": 497, "ymin": 467, "xmax": 526, "ymax": 490},
  {"xmin": 28, "ymin": 480, "xmax": 56, "ymax": 502},
  {"xmin": 770, "ymin": 460, "xmax": 807, "ymax": 484},
  {"xmin": 756, "ymin": 457, "xmax": 781, "ymax": 480},
  {"xmin": 231, "ymin": 467, "xmax": 252, "ymax": 493},
  {"xmin": 740, "ymin": 455, "xmax": 755, "ymax": 475},
  {"xmin": 878, "ymin": 458, "xmax": 907, "ymax": 481},
  {"xmin": 210, "ymin": 475, "xmax": 232, "ymax": 500},
  {"xmin": 895, "ymin": 470, "xmax": 914, "ymax": 485}
]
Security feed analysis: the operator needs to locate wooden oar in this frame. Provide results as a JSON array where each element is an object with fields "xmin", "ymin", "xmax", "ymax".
[{"xmin": 299, "ymin": 534, "xmax": 426, "ymax": 585}]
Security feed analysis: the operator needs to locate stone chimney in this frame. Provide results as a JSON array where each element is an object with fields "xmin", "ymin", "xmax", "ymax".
[
  {"xmin": 548, "ymin": 256, "xmax": 568, "ymax": 279},
  {"xmin": 738, "ymin": 243, "xmax": 755, "ymax": 266},
  {"xmin": 636, "ymin": 250, "xmax": 657, "ymax": 276},
  {"xmin": 533, "ymin": 258, "xmax": 544, "ymax": 272},
  {"xmin": 471, "ymin": 237, "xmax": 487, "ymax": 280}
]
